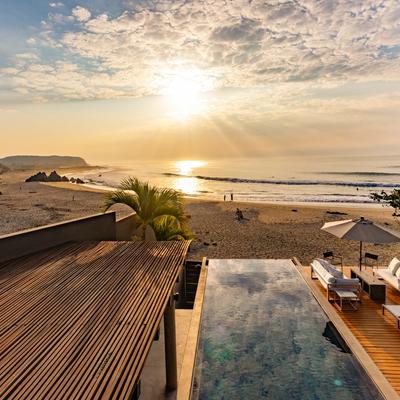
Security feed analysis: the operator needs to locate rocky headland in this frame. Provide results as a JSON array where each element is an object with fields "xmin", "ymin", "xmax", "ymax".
[{"xmin": 25, "ymin": 170, "xmax": 84, "ymax": 184}]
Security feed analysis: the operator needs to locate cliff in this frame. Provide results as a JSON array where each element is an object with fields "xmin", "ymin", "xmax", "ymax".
[{"xmin": 0, "ymin": 155, "xmax": 88, "ymax": 169}]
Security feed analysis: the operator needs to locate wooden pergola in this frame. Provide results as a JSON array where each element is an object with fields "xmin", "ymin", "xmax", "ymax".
[{"xmin": 0, "ymin": 240, "xmax": 190, "ymax": 399}]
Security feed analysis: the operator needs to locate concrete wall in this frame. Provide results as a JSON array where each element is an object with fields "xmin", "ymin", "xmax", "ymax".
[
  {"xmin": 115, "ymin": 213, "xmax": 137, "ymax": 240},
  {"xmin": 0, "ymin": 212, "xmax": 118, "ymax": 263}
]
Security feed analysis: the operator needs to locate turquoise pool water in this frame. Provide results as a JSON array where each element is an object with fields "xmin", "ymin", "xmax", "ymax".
[{"xmin": 192, "ymin": 260, "xmax": 383, "ymax": 400}]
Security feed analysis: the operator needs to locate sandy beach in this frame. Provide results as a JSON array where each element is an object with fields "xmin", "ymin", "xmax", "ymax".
[
  {"xmin": 0, "ymin": 169, "xmax": 398, "ymax": 266},
  {"xmin": 185, "ymin": 199, "xmax": 398, "ymax": 264}
]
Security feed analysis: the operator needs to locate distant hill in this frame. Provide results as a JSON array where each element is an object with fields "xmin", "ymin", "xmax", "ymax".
[
  {"xmin": 0, "ymin": 163, "xmax": 10, "ymax": 174},
  {"xmin": 0, "ymin": 155, "xmax": 88, "ymax": 169}
]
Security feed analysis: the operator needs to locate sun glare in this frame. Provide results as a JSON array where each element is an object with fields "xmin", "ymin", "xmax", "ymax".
[
  {"xmin": 172, "ymin": 160, "xmax": 206, "ymax": 195},
  {"xmin": 175, "ymin": 160, "xmax": 205, "ymax": 175},
  {"xmin": 174, "ymin": 177, "xmax": 198, "ymax": 194},
  {"xmin": 160, "ymin": 69, "xmax": 213, "ymax": 120}
]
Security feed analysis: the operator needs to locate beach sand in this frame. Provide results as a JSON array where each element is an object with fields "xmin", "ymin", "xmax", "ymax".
[
  {"xmin": 0, "ymin": 169, "xmax": 398, "ymax": 266},
  {"xmin": 185, "ymin": 199, "xmax": 398, "ymax": 265},
  {"xmin": 0, "ymin": 169, "xmax": 130, "ymax": 234}
]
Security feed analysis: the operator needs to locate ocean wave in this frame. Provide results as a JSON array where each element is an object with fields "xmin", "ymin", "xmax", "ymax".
[
  {"xmin": 285, "ymin": 198, "xmax": 374, "ymax": 204},
  {"xmin": 163, "ymin": 172, "xmax": 400, "ymax": 188},
  {"xmin": 318, "ymin": 171, "xmax": 400, "ymax": 176}
]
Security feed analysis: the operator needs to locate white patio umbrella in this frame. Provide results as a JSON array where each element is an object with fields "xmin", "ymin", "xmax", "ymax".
[{"xmin": 321, "ymin": 217, "xmax": 400, "ymax": 268}]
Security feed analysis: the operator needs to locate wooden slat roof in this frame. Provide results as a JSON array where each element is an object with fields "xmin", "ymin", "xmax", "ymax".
[{"xmin": 0, "ymin": 240, "xmax": 190, "ymax": 400}]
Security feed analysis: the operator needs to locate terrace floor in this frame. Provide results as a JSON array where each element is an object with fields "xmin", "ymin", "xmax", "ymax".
[
  {"xmin": 301, "ymin": 264, "xmax": 400, "ymax": 396},
  {"xmin": 141, "ymin": 310, "xmax": 192, "ymax": 400}
]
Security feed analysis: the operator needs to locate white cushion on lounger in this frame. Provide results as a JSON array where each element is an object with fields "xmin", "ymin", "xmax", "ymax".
[
  {"xmin": 318, "ymin": 266, "xmax": 336, "ymax": 284},
  {"xmin": 377, "ymin": 269, "xmax": 400, "ymax": 290},
  {"xmin": 315, "ymin": 258, "xmax": 343, "ymax": 278},
  {"xmin": 388, "ymin": 257, "xmax": 400, "ymax": 275},
  {"xmin": 311, "ymin": 260, "xmax": 336, "ymax": 284},
  {"xmin": 335, "ymin": 277, "xmax": 360, "ymax": 286},
  {"xmin": 395, "ymin": 267, "xmax": 400, "ymax": 279}
]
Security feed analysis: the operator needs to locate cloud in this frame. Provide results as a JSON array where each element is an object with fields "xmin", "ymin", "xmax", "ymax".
[
  {"xmin": 15, "ymin": 52, "xmax": 39, "ymax": 60},
  {"xmin": 47, "ymin": 12, "xmax": 74, "ymax": 24},
  {"xmin": 1, "ymin": 0, "xmax": 400, "ymax": 102},
  {"xmin": 210, "ymin": 19, "xmax": 265, "ymax": 43},
  {"xmin": 49, "ymin": 2, "xmax": 64, "ymax": 8},
  {"xmin": 72, "ymin": 6, "xmax": 91, "ymax": 22}
]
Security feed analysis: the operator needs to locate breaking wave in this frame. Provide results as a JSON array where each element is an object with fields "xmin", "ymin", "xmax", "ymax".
[
  {"xmin": 163, "ymin": 173, "xmax": 400, "ymax": 188},
  {"xmin": 318, "ymin": 171, "xmax": 400, "ymax": 177}
]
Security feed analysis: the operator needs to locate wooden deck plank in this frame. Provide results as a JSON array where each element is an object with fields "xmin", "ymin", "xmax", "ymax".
[
  {"xmin": 0, "ymin": 240, "xmax": 190, "ymax": 400},
  {"xmin": 305, "ymin": 265, "xmax": 400, "ymax": 397}
]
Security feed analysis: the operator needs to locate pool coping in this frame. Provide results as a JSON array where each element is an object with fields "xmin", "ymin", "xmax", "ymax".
[
  {"xmin": 292, "ymin": 257, "xmax": 399, "ymax": 400},
  {"xmin": 177, "ymin": 257, "xmax": 208, "ymax": 400}
]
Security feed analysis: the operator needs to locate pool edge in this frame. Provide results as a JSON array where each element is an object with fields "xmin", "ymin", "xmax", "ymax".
[
  {"xmin": 292, "ymin": 257, "xmax": 399, "ymax": 400},
  {"xmin": 177, "ymin": 257, "xmax": 208, "ymax": 400}
]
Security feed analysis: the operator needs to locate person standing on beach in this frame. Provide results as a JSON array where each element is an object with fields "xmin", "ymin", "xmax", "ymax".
[
  {"xmin": 231, "ymin": 193, "xmax": 234, "ymax": 201},
  {"xmin": 224, "ymin": 194, "xmax": 226, "ymax": 201}
]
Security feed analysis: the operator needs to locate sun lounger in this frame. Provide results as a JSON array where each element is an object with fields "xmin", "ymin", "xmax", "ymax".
[
  {"xmin": 382, "ymin": 304, "xmax": 400, "ymax": 328},
  {"xmin": 311, "ymin": 258, "xmax": 361, "ymax": 302},
  {"xmin": 376, "ymin": 258, "xmax": 400, "ymax": 291}
]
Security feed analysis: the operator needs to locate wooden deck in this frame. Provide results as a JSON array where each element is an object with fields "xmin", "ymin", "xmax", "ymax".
[
  {"xmin": 0, "ymin": 240, "xmax": 190, "ymax": 400},
  {"xmin": 304, "ymin": 264, "xmax": 400, "ymax": 396}
]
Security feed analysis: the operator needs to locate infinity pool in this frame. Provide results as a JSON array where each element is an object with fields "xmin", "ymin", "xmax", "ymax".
[{"xmin": 191, "ymin": 259, "xmax": 383, "ymax": 400}]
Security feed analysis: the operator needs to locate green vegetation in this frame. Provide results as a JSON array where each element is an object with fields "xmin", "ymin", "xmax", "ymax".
[
  {"xmin": 104, "ymin": 177, "xmax": 191, "ymax": 241},
  {"xmin": 371, "ymin": 189, "xmax": 400, "ymax": 218},
  {"xmin": 151, "ymin": 215, "xmax": 191, "ymax": 241}
]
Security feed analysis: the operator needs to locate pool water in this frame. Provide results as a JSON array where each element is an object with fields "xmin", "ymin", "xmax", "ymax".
[{"xmin": 191, "ymin": 259, "xmax": 383, "ymax": 400}]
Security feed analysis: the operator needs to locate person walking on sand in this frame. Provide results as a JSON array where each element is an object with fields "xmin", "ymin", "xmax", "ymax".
[
  {"xmin": 224, "ymin": 194, "xmax": 226, "ymax": 201},
  {"xmin": 231, "ymin": 193, "xmax": 234, "ymax": 201}
]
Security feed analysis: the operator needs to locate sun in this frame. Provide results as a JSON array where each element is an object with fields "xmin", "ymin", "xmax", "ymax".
[
  {"xmin": 160, "ymin": 69, "xmax": 213, "ymax": 120},
  {"xmin": 166, "ymin": 77, "xmax": 203, "ymax": 120}
]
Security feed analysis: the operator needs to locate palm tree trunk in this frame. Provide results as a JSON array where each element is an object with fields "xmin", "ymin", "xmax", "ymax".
[
  {"xmin": 141, "ymin": 224, "xmax": 146, "ymax": 240},
  {"xmin": 144, "ymin": 225, "xmax": 157, "ymax": 241}
]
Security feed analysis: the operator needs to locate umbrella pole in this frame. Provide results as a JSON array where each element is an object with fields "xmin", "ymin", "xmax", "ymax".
[{"xmin": 359, "ymin": 241, "xmax": 363, "ymax": 270}]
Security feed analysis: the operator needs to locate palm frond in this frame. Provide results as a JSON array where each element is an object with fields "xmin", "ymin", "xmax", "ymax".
[
  {"xmin": 103, "ymin": 190, "xmax": 141, "ymax": 214},
  {"xmin": 152, "ymin": 204, "xmax": 186, "ymax": 222},
  {"xmin": 104, "ymin": 176, "xmax": 192, "ymax": 241},
  {"xmin": 151, "ymin": 215, "xmax": 191, "ymax": 241}
]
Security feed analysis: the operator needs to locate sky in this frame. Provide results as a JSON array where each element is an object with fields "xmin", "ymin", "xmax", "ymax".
[{"xmin": 1, "ymin": 0, "xmax": 400, "ymax": 163}]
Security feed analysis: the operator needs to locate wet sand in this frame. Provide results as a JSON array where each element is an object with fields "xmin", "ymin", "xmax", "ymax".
[{"xmin": 0, "ymin": 169, "xmax": 398, "ymax": 266}]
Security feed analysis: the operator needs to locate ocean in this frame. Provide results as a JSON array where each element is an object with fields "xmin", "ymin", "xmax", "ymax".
[{"xmin": 73, "ymin": 155, "xmax": 400, "ymax": 205}]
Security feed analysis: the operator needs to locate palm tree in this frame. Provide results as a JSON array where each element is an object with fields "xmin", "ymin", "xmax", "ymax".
[
  {"xmin": 151, "ymin": 215, "xmax": 191, "ymax": 241},
  {"xmin": 104, "ymin": 177, "xmax": 189, "ymax": 240}
]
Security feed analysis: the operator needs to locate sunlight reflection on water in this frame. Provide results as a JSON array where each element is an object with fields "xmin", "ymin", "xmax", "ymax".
[
  {"xmin": 173, "ymin": 176, "xmax": 199, "ymax": 194},
  {"xmin": 172, "ymin": 160, "xmax": 206, "ymax": 194},
  {"xmin": 174, "ymin": 160, "xmax": 206, "ymax": 175}
]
